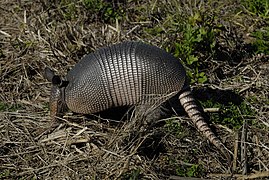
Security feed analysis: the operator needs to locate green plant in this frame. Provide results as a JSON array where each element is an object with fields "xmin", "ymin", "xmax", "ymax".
[
  {"xmin": 165, "ymin": 118, "xmax": 187, "ymax": 139},
  {"xmin": 202, "ymin": 100, "xmax": 256, "ymax": 129},
  {"xmin": 169, "ymin": 159, "xmax": 205, "ymax": 177},
  {"xmin": 0, "ymin": 102, "xmax": 6, "ymax": 111},
  {"xmin": 186, "ymin": 164, "xmax": 204, "ymax": 177},
  {"xmin": 0, "ymin": 102, "xmax": 22, "ymax": 112},
  {"xmin": 0, "ymin": 170, "xmax": 10, "ymax": 178},
  {"xmin": 83, "ymin": 0, "xmax": 125, "ymax": 22},
  {"xmin": 59, "ymin": 0, "xmax": 78, "ymax": 20},
  {"xmin": 241, "ymin": 0, "xmax": 269, "ymax": 18},
  {"xmin": 170, "ymin": 12, "xmax": 220, "ymax": 84},
  {"xmin": 251, "ymin": 26, "xmax": 269, "ymax": 54},
  {"xmin": 121, "ymin": 169, "xmax": 141, "ymax": 180}
]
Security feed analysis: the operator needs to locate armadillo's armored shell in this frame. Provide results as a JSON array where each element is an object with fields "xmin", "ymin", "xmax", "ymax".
[{"xmin": 65, "ymin": 41, "xmax": 186, "ymax": 114}]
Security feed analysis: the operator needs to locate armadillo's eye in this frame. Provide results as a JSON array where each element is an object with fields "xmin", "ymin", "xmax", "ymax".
[
  {"xmin": 52, "ymin": 75, "xmax": 62, "ymax": 85},
  {"xmin": 59, "ymin": 80, "xmax": 69, "ymax": 88}
]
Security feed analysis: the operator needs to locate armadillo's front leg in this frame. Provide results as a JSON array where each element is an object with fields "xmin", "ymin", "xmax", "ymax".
[{"xmin": 48, "ymin": 86, "xmax": 61, "ymax": 120}]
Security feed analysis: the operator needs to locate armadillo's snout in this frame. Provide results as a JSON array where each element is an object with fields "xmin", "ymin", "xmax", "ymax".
[
  {"xmin": 44, "ymin": 67, "xmax": 68, "ymax": 120},
  {"xmin": 49, "ymin": 86, "xmax": 64, "ymax": 120}
]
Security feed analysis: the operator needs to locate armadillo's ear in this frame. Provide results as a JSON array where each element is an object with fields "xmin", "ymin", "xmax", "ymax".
[
  {"xmin": 44, "ymin": 67, "xmax": 62, "ymax": 86},
  {"xmin": 44, "ymin": 67, "xmax": 55, "ymax": 82},
  {"xmin": 52, "ymin": 75, "xmax": 62, "ymax": 85}
]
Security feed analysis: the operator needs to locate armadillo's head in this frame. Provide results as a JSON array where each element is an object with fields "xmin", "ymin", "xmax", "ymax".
[{"xmin": 44, "ymin": 67, "xmax": 68, "ymax": 120}]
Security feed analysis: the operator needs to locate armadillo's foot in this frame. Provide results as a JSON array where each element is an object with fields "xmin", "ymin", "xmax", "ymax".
[{"xmin": 35, "ymin": 117, "xmax": 61, "ymax": 140}]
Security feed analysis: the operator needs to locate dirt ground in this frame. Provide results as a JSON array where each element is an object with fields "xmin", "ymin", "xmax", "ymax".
[{"xmin": 0, "ymin": 0, "xmax": 268, "ymax": 179}]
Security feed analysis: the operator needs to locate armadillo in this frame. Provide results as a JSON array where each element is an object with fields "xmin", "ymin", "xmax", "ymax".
[{"xmin": 44, "ymin": 41, "xmax": 231, "ymax": 160}]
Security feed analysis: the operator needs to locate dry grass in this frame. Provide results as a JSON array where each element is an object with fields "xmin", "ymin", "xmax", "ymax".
[{"xmin": 0, "ymin": 0, "xmax": 268, "ymax": 179}]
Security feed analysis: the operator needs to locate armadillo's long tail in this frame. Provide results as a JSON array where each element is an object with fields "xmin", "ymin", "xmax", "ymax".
[{"xmin": 179, "ymin": 88, "xmax": 232, "ymax": 162}]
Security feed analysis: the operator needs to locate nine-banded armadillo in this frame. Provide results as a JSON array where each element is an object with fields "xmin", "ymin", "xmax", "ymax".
[{"xmin": 44, "ymin": 41, "xmax": 231, "ymax": 160}]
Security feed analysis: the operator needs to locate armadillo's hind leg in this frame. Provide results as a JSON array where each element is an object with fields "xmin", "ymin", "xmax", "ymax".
[
  {"xmin": 178, "ymin": 88, "xmax": 232, "ymax": 162},
  {"xmin": 140, "ymin": 101, "xmax": 172, "ymax": 123},
  {"xmin": 127, "ymin": 104, "xmax": 164, "ymax": 132}
]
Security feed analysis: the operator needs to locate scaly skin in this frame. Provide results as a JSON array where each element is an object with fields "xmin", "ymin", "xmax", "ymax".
[{"xmin": 179, "ymin": 88, "xmax": 232, "ymax": 161}]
